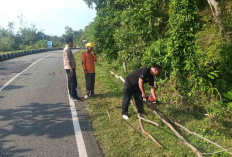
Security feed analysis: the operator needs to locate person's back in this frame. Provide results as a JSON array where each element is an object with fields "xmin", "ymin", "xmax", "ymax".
[{"xmin": 126, "ymin": 68, "xmax": 154, "ymax": 87}]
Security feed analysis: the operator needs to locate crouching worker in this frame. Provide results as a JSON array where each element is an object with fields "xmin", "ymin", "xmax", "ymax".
[{"xmin": 122, "ymin": 64, "xmax": 162, "ymax": 120}]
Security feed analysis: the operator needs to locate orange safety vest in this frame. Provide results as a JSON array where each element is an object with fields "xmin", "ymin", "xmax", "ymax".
[{"xmin": 81, "ymin": 52, "xmax": 97, "ymax": 73}]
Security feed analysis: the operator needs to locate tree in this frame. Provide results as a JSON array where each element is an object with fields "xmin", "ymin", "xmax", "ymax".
[
  {"xmin": 65, "ymin": 26, "xmax": 74, "ymax": 37},
  {"xmin": 7, "ymin": 22, "xmax": 14, "ymax": 33},
  {"xmin": 207, "ymin": 0, "xmax": 225, "ymax": 33},
  {"xmin": 82, "ymin": 0, "xmax": 105, "ymax": 8}
]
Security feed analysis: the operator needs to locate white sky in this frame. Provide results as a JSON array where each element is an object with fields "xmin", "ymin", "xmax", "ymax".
[{"xmin": 0, "ymin": 0, "xmax": 96, "ymax": 36}]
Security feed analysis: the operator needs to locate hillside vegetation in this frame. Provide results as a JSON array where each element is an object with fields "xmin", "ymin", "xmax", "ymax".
[
  {"xmin": 75, "ymin": 0, "xmax": 232, "ymax": 156},
  {"xmin": 79, "ymin": 0, "xmax": 232, "ymax": 125}
]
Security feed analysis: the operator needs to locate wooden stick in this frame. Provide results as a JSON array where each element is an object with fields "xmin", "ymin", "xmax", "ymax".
[
  {"xmin": 130, "ymin": 100, "xmax": 163, "ymax": 148},
  {"xmin": 174, "ymin": 121, "xmax": 232, "ymax": 156},
  {"xmin": 86, "ymin": 107, "xmax": 92, "ymax": 113},
  {"xmin": 139, "ymin": 116, "xmax": 163, "ymax": 148},
  {"xmin": 106, "ymin": 111, "xmax": 111, "ymax": 120},
  {"xmin": 110, "ymin": 71, "xmax": 125, "ymax": 83},
  {"xmin": 151, "ymin": 108, "xmax": 203, "ymax": 157},
  {"xmin": 123, "ymin": 119, "xmax": 143, "ymax": 135},
  {"xmin": 202, "ymin": 148, "xmax": 232, "ymax": 155},
  {"xmin": 139, "ymin": 117, "xmax": 160, "ymax": 127}
]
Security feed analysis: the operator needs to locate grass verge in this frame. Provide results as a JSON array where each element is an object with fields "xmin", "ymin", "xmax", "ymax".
[{"xmin": 74, "ymin": 50, "xmax": 232, "ymax": 157}]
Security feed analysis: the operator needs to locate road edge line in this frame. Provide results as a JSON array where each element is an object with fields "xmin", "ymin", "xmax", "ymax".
[{"xmin": 66, "ymin": 75, "xmax": 88, "ymax": 157}]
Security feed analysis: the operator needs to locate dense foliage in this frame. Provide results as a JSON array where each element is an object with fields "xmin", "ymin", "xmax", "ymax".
[{"xmin": 81, "ymin": 0, "xmax": 232, "ymax": 122}]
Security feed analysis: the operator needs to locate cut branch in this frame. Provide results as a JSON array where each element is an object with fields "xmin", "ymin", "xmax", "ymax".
[
  {"xmin": 173, "ymin": 122, "xmax": 232, "ymax": 156},
  {"xmin": 151, "ymin": 108, "xmax": 203, "ymax": 157},
  {"xmin": 202, "ymin": 148, "xmax": 232, "ymax": 155},
  {"xmin": 139, "ymin": 117, "xmax": 160, "ymax": 127},
  {"xmin": 139, "ymin": 116, "xmax": 163, "ymax": 148},
  {"xmin": 106, "ymin": 110, "xmax": 111, "ymax": 120},
  {"xmin": 110, "ymin": 71, "xmax": 125, "ymax": 83},
  {"xmin": 131, "ymin": 100, "xmax": 163, "ymax": 148}
]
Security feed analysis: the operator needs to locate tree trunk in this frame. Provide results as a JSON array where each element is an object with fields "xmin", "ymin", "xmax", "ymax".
[
  {"xmin": 123, "ymin": 61, "xmax": 127, "ymax": 74},
  {"xmin": 207, "ymin": 0, "xmax": 225, "ymax": 33}
]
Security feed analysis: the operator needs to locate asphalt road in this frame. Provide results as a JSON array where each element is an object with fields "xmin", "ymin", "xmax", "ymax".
[{"xmin": 0, "ymin": 50, "xmax": 103, "ymax": 157}]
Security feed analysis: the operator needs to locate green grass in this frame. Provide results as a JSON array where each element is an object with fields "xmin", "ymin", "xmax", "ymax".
[{"xmin": 74, "ymin": 50, "xmax": 232, "ymax": 157}]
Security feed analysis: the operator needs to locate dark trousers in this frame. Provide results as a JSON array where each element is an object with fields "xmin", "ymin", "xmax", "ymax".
[
  {"xmin": 122, "ymin": 82, "xmax": 144, "ymax": 114},
  {"xmin": 85, "ymin": 73, "xmax": 95, "ymax": 95},
  {"xmin": 65, "ymin": 69, "xmax": 77, "ymax": 98}
]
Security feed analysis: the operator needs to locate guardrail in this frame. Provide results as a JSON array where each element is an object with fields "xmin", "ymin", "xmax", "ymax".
[{"xmin": 0, "ymin": 48, "xmax": 62, "ymax": 62}]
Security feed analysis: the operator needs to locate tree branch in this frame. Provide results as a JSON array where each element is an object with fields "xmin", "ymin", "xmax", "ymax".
[{"xmin": 173, "ymin": 121, "xmax": 232, "ymax": 156}]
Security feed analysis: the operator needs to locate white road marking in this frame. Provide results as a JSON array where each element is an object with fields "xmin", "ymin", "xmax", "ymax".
[
  {"xmin": 0, "ymin": 54, "xmax": 53, "ymax": 92},
  {"xmin": 66, "ymin": 76, "xmax": 88, "ymax": 157}
]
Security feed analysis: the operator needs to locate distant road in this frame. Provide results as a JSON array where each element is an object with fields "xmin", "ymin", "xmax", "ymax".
[{"xmin": 0, "ymin": 50, "xmax": 103, "ymax": 157}]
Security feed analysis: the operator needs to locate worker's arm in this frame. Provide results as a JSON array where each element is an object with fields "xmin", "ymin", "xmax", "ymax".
[
  {"xmin": 150, "ymin": 86, "xmax": 157, "ymax": 102},
  {"xmin": 81, "ymin": 53, "xmax": 87, "ymax": 75},
  {"xmin": 138, "ymin": 78, "xmax": 146, "ymax": 99}
]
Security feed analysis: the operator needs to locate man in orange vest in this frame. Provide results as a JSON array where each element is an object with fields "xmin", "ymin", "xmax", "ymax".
[{"xmin": 81, "ymin": 43, "xmax": 97, "ymax": 99}]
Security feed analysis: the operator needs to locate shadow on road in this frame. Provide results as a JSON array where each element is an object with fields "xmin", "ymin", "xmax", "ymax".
[
  {"xmin": 0, "ymin": 138, "xmax": 32, "ymax": 157},
  {"xmin": 3, "ymin": 85, "xmax": 25, "ymax": 91},
  {"xmin": 0, "ymin": 61, "xmax": 31, "ymax": 75},
  {"xmin": 0, "ymin": 102, "xmax": 91, "ymax": 156}
]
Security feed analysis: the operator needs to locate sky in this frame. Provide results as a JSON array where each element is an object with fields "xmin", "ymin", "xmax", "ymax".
[{"xmin": 0, "ymin": 0, "xmax": 96, "ymax": 36}]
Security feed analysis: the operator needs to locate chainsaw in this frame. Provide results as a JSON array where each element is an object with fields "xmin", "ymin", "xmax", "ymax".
[{"xmin": 142, "ymin": 96, "xmax": 161, "ymax": 109}]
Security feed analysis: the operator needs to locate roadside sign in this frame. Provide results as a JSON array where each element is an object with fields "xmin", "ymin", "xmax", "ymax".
[{"xmin": 47, "ymin": 41, "xmax": 53, "ymax": 48}]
